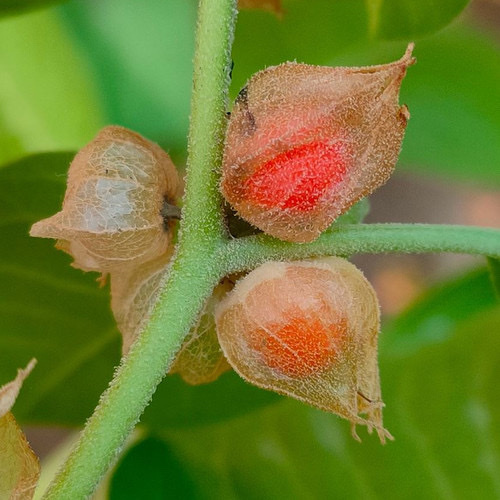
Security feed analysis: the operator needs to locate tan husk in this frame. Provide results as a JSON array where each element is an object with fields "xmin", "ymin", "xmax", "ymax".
[
  {"xmin": 28, "ymin": 125, "xmax": 231, "ymax": 384},
  {"xmin": 0, "ymin": 359, "xmax": 36, "ymax": 418},
  {"xmin": 169, "ymin": 278, "xmax": 233, "ymax": 385},
  {"xmin": 110, "ymin": 252, "xmax": 172, "ymax": 356},
  {"xmin": 0, "ymin": 360, "xmax": 40, "ymax": 499},
  {"xmin": 215, "ymin": 258, "xmax": 392, "ymax": 443},
  {"xmin": 30, "ymin": 126, "xmax": 180, "ymax": 274},
  {"xmin": 111, "ymin": 254, "xmax": 232, "ymax": 385},
  {"xmin": 221, "ymin": 44, "xmax": 415, "ymax": 242}
]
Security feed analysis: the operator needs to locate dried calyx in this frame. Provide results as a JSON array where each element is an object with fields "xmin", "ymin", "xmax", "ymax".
[
  {"xmin": 0, "ymin": 360, "xmax": 39, "ymax": 499},
  {"xmin": 221, "ymin": 44, "xmax": 415, "ymax": 242},
  {"xmin": 170, "ymin": 278, "xmax": 234, "ymax": 385},
  {"xmin": 28, "ymin": 47, "xmax": 409, "ymax": 436},
  {"xmin": 29, "ymin": 126, "xmax": 234, "ymax": 385},
  {"xmin": 111, "ymin": 253, "xmax": 233, "ymax": 385},
  {"xmin": 215, "ymin": 258, "xmax": 392, "ymax": 443},
  {"xmin": 30, "ymin": 126, "xmax": 180, "ymax": 276}
]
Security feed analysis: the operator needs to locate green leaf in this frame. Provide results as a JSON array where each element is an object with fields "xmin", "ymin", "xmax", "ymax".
[
  {"xmin": 401, "ymin": 25, "xmax": 500, "ymax": 185},
  {"xmin": 142, "ymin": 372, "xmax": 279, "ymax": 429},
  {"xmin": 332, "ymin": 198, "xmax": 371, "ymax": 227},
  {"xmin": 231, "ymin": 0, "xmax": 369, "ymax": 95},
  {"xmin": 109, "ymin": 436, "xmax": 199, "ymax": 500},
  {"xmin": 0, "ymin": 9, "xmax": 104, "ymax": 166},
  {"xmin": 160, "ymin": 283, "xmax": 500, "ymax": 499},
  {"xmin": 381, "ymin": 267, "xmax": 498, "ymax": 358},
  {"xmin": 231, "ymin": 0, "xmax": 471, "ymax": 95},
  {"xmin": 330, "ymin": 24, "xmax": 500, "ymax": 186},
  {"xmin": 366, "ymin": 0, "xmax": 470, "ymax": 40},
  {"xmin": 0, "ymin": 0, "xmax": 66, "ymax": 17},
  {"xmin": 487, "ymin": 258, "xmax": 500, "ymax": 299},
  {"xmin": 0, "ymin": 153, "xmax": 278, "ymax": 427},
  {"xmin": 58, "ymin": 0, "xmax": 197, "ymax": 160}
]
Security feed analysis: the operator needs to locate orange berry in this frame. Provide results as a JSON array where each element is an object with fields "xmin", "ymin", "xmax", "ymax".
[
  {"xmin": 215, "ymin": 258, "xmax": 391, "ymax": 442},
  {"xmin": 249, "ymin": 316, "xmax": 346, "ymax": 377}
]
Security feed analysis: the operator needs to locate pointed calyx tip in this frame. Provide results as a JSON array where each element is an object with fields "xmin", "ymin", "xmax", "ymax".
[{"xmin": 402, "ymin": 42, "xmax": 416, "ymax": 67}]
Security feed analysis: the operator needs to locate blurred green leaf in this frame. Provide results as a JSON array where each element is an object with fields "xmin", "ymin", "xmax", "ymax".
[
  {"xmin": 0, "ymin": 9, "xmax": 104, "ymax": 166},
  {"xmin": 401, "ymin": 26, "xmax": 500, "ymax": 185},
  {"xmin": 231, "ymin": 0, "xmax": 369, "ymax": 95},
  {"xmin": 58, "ymin": 0, "xmax": 197, "ymax": 160},
  {"xmin": 109, "ymin": 436, "xmax": 199, "ymax": 500},
  {"xmin": 381, "ymin": 267, "xmax": 497, "ymax": 358},
  {"xmin": 0, "ymin": 153, "xmax": 278, "ymax": 427},
  {"xmin": 0, "ymin": 153, "xmax": 120, "ymax": 424},
  {"xmin": 0, "ymin": 0, "xmax": 66, "ymax": 17},
  {"xmin": 330, "ymin": 24, "xmax": 500, "ymax": 186},
  {"xmin": 142, "ymin": 371, "xmax": 279, "ymax": 429},
  {"xmin": 160, "ymin": 280, "xmax": 500, "ymax": 499},
  {"xmin": 231, "ymin": 0, "xmax": 471, "ymax": 95},
  {"xmin": 367, "ymin": 0, "xmax": 470, "ymax": 40},
  {"xmin": 487, "ymin": 258, "xmax": 500, "ymax": 299},
  {"xmin": 332, "ymin": 198, "xmax": 371, "ymax": 227}
]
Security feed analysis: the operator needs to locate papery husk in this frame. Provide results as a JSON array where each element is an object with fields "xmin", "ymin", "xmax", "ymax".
[
  {"xmin": 0, "ymin": 360, "xmax": 39, "ymax": 499},
  {"xmin": 170, "ymin": 279, "xmax": 233, "ymax": 385},
  {"xmin": 215, "ymin": 258, "xmax": 392, "ymax": 443},
  {"xmin": 221, "ymin": 45, "xmax": 415, "ymax": 242},
  {"xmin": 30, "ymin": 126, "xmax": 180, "ymax": 274},
  {"xmin": 111, "ymin": 254, "xmax": 232, "ymax": 385},
  {"xmin": 110, "ymin": 252, "xmax": 172, "ymax": 356},
  {"xmin": 0, "ymin": 360, "xmax": 36, "ymax": 418}
]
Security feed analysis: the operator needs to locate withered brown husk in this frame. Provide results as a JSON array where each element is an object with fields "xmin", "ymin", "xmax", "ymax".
[
  {"xmin": 221, "ymin": 45, "xmax": 415, "ymax": 243},
  {"xmin": 30, "ymin": 126, "xmax": 180, "ymax": 275}
]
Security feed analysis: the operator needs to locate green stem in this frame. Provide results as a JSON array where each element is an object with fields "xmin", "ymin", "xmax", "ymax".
[
  {"xmin": 43, "ymin": 261, "xmax": 222, "ymax": 499},
  {"xmin": 222, "ymin": 224, "xmax": 500, "ymax": 272},
  {"xmin": 43, "ymin": 0, "xmax": 237, "ymax": 497},
  {"xmin": 181, "ymin": 0, "xmax": 236, "ymax": 244}
]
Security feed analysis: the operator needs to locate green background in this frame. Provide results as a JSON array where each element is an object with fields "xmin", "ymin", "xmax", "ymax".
[{"xmin": 0, "ymin": 0, "xmax": 499, "ymax": 498}]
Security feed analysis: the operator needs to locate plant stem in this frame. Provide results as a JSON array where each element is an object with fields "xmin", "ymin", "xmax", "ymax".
[
  {"xmin": 42, "ymin": 0, "xmax": 237, "ymax": 497},
  {"xmin": 181, "ymin": 0, "xmax": 236, "ymax": 244},
  {"xmin": 43, "ymin": 262, "xmax": 222, "ymax": 500},
  {"xmin": 222, "ymin": 223, "xmax": 500, "ymax": 272}
]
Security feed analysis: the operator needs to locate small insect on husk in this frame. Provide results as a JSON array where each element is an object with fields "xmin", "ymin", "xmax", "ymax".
[
  {"xmin": 30, "ymin": 126, "xmax": 180, "ymax": 276},
  {"xmin": 215, "ymin": 258, "xmax": 393, "ymax": 443},
  {"xmin": 221, "ymin": 45, "xmax": 415, "ymax": 243},
  {"xmin": 111, "ymin": 253, "xmax": 232, "ymax": 385}
]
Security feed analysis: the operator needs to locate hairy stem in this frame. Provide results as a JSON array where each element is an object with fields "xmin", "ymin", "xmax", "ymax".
[
  {"xmin": 42, "ymin": 262, "xmax": 222, "ymax": 499},
  {"xmin": 222, "ymin": 223, "xmax": 500, "ymax": 273},
  {"xmin": 181, "ymin": 0, "xmax": 236, "ymax": 244},
  {"xmin": 43, "ymin": 0, "xmax": 237, "ymax": 497}
]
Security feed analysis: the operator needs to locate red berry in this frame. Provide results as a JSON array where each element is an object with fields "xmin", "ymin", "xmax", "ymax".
[
  {"xmin": 244, "ymin": 140, "xmax": 347, "ymax": 211},
  {"xmin": 221, "ymin": 45, "xmax": 415, "ymax": 242}
]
